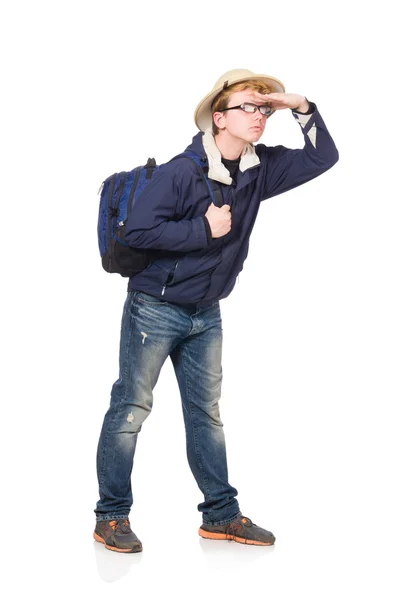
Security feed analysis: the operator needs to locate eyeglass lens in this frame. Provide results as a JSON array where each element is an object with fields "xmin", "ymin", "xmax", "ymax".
[{"xmin": 243, "ymin": 103, "xmax": 271, "ymax": 115}]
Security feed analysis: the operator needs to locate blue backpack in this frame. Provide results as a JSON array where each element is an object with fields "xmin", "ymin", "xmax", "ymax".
[{"xmin": 97, "ymin": 151, "xmax": 221, "ymax": 277}]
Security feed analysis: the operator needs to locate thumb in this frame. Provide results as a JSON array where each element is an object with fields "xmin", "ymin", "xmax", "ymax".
[{"xmin": 221, "ymin": 204, "xmax": 231, "ymax": 212}]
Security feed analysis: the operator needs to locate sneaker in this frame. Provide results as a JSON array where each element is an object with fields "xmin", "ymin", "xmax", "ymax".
[
  {"xmin": 93, "ymin": 518, "xmax": 142, "ymax": 553},
  {"xmin": 199, "ymin": 515, "xmax": 275, "ymax": 546}
]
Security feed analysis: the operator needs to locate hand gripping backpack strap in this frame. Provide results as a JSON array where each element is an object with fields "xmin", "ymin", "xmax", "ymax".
[{"xmin": 170, "ymin": 151, "xmax": 223, "ymax": 207}]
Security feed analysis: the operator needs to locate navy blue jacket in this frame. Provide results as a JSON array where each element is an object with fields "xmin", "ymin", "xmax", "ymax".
[{"xmin": 125, "ymin": 102, "xmax": 339, "ymax": 307}]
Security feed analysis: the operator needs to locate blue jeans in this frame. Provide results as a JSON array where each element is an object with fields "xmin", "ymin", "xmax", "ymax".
[{"xmin": 95, "ymin": 290, "xmax": 240, "ymax": 525}]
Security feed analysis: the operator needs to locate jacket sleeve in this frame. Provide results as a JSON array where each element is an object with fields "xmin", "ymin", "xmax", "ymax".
[
  {"xmin": 259, "ymin": 101, "xmax": 339, "ymax": 201},
  {"xmin": 123, "ymin": 163, "xmax": 209, "ymax": 252}
]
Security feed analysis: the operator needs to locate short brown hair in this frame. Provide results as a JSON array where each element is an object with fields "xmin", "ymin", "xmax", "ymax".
[{"xmin": 211, "ymin": 79, "xmax": 271, "ymax": 135}]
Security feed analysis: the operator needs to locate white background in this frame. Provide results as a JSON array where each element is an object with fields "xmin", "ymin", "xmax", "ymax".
[{"xmin": 1, "ymin": 0, "xmax": 396, "ymax": 598}]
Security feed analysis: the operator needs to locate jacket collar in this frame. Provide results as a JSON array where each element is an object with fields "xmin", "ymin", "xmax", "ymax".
[{"xmin": 201, "ymin": 128, "xmax": 260, "ymax": 185}]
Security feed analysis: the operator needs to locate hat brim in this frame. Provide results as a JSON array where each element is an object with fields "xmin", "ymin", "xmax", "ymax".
[{"xmin": 194, "ymin": 73, "xmax": 285, "ymax": 132}]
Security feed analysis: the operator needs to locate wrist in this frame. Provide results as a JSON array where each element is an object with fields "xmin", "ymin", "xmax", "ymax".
[{"xmin": 293, "ymin": 97, "xmax": 310, "ymax": 113}]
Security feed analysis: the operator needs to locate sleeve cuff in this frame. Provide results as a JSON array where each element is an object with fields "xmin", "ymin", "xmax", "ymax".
[{"xmin": 291, "ymin": 98, "xmax": 315, "ymax": 115}]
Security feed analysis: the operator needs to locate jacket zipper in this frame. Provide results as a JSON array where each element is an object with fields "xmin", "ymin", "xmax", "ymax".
[{"xmin": 161, "ymin": 261, "xmax": 179, "ymax": 295}]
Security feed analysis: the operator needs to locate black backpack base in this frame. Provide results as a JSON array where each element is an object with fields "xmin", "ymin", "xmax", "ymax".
[{"xmin": 101, "ymin": 239, "xmax": 163, "ymax": 278}]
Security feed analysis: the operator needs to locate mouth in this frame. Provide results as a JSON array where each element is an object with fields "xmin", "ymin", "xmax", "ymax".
[{"xmin": 250, "ymin": 126, "xmax": 263, "ymax": 131}]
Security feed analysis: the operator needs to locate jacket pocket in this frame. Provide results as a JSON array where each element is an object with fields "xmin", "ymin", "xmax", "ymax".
[
  {"xmin": 161, "ymin": 260, "xmax": 179, "ymax": 296},
  {"xmin": 167, "ymin": 250, "xmax": 222, "ymax": 288}
]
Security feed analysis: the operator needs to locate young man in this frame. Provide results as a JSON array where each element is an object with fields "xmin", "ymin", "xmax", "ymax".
[{"xmin": 93, "ymin": 69, "xmax": 339, "ymax": 553}]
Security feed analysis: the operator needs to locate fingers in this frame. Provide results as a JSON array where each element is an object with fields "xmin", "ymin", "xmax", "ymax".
[{"xmin": 251, "ymin": 92, "xmax": 278, "ymax": 100}]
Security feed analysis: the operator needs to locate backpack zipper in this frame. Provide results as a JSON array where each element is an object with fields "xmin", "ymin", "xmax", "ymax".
[
  {"xmin": 106, "ymin": 175, "xmax": 117, "ymax": 261},
  {"xmin": 127, "ymin": 167, "xmax": 142, "ymax": 215},
  {"xmin": 113, "ymin": 172, "xmax": 126, "ymax": 236},
  {"xmin": 114, "ymin": 172, "xmax": 126, "ymax": 211}
]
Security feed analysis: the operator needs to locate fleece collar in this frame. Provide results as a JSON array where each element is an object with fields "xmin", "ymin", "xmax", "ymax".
[{"xmin": 202, "ymin": 128, "xmax": 261, "ymax": 185}]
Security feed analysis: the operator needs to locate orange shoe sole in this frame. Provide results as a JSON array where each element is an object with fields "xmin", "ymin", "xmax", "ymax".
[
  {"xmin": 198, "ymin": 528, "xmax": 274, "ymax": 546},
  {"xmin": 93, "ymin": 531, "xmax": 141, "ymax": 553}
]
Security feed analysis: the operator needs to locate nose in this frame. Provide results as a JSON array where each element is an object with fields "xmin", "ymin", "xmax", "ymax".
[{"xmin": 253, "ymin": 109, "xmax": 266, "ymax": 121}]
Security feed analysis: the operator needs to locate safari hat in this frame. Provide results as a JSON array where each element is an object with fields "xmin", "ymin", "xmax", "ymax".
[{"xmin": 194, "ymin": 68, "xmax": 285, "ymax": 131}]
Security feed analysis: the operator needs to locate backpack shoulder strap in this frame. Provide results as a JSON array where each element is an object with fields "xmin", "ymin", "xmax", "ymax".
[{"xmin": 169, "ymin": 151, "xmax": 223, "ymax": 207}]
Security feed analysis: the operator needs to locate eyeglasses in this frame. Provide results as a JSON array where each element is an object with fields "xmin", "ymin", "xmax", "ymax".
[{"xmin": 221, "ymin": 103, "xmax": 272, "ymax": 117}]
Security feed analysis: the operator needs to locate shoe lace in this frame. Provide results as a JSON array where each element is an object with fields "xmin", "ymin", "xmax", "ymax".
[
  {"xmin": 108, "ymin": 519, "xmax": 131, "ymax": 534},
  {"xmin": 225, "ymin": 516, "xmax": 253, "ymax": 542}
]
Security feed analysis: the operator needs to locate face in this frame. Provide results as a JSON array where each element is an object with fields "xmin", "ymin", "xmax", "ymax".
[{"xmin": 213, "ymin": 89, "xmax": 269, "ymax": 143}]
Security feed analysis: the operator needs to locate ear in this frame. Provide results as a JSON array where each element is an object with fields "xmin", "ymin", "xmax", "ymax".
[{"xmin": 213, "ymin": 111, "xmax": 226, "ymax": 130}]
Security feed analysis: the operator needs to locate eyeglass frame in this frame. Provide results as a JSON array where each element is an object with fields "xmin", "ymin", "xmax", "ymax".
[{"xmin": 220, "ymin": 102, "xmax": 273, "ymax": 117}]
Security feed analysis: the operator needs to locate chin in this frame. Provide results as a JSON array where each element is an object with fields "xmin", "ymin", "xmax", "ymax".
[{"xmin": 247, "ymin": 131, "xmax": 263, "ymax": 143}]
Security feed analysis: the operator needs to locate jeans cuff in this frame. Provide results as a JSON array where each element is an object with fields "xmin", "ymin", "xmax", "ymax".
[
  {"xmin": 202, "ymin": 510, "xmax": 242, "ymax": 526},
  {"xmin": 95, "ymin": 514, "xmax": 129, "ymax": 522}
]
